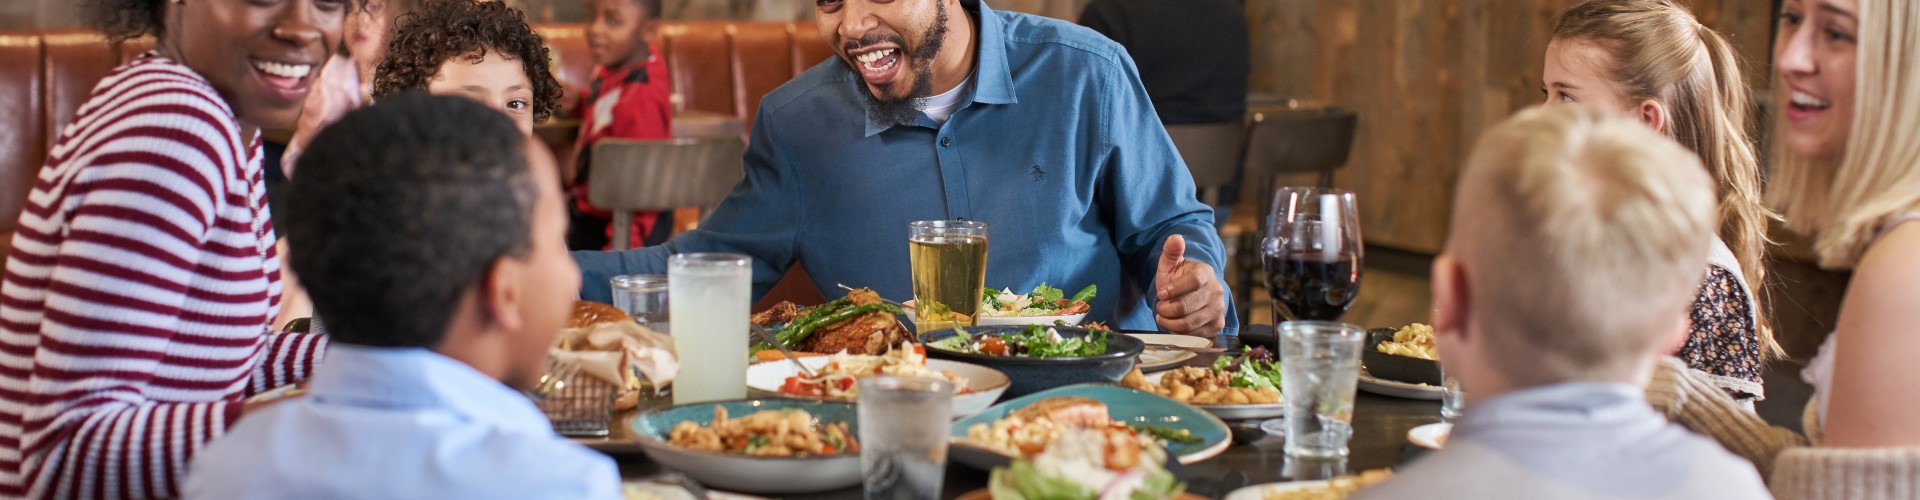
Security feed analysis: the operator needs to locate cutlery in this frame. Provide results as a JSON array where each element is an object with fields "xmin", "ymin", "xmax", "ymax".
[
  {"xmin": 750, "ymin": 323, "xmax": 819, "ymax": 378},
  {"xmin": 1143, "ymin": 343, "xmax": 1227, "ymax": 354},
  {"xmin": 835, "ymin": 283, "xmax": 910, "ymax": 309}
]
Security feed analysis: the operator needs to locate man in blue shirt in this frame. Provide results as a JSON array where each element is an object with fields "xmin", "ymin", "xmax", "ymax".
[
  {"xmin": 575, "ymin": 0, "xmax": 1236, "ymax": 336},
  {"xmin": 185, "ymin": 94, "xmax": 619, "ymax": 499}
]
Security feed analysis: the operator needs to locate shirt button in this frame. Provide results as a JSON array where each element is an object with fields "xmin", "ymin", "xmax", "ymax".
[{"xmin": 940, "ymin": 137, "xmax": 952, "ymax": 148}]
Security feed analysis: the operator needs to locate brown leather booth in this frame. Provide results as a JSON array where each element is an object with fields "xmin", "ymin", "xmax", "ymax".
[{"xmin": 0, "ymin": 21, "xmax": 835, "ymax": 306}]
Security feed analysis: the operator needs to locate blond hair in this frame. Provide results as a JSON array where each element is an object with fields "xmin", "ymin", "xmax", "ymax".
[
  {"xmin": 1768, "ymin": 0, "xmax": 1920, "ymax": 268},
  {"xmin": 1552, "ymin": 0, "xmax": 1781, "ymax": 357},
  {"xmin": 1454, "ymin": 105, "xmax": 1719, "ymax": 386}
]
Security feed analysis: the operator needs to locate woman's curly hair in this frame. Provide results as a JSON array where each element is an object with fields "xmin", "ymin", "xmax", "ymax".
[{"xmin": 372, "ymin": 0, "xmax": 562, "ymax": 124}]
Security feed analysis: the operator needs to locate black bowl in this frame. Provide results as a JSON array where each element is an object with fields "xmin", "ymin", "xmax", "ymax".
[
  {"xmin": 1361, "ymin": 327, "xmax": 1442, "ymax": 386},
  {"xmin": 922, "ymin": 326, "xmax": 1145, "ymax": 398}
]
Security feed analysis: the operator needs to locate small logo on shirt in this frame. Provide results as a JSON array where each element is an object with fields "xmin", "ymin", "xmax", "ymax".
[{"xmin": 1030, "ymin": 165, "xmax": 1045, "ymax": 181}]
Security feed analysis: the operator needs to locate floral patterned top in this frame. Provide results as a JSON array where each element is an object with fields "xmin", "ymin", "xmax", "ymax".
[{"xmin": 1676, "ymin": 263, "xmax": 1764, "ymax": 401}]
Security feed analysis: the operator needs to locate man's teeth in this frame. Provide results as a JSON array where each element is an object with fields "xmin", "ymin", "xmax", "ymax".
[
  {"xmin": 1791, "ymin": 91, "xmax": 1831, "ymax": 109},
  {"xmin": 856, "ymin": 48, "xmax": 898, "ymax": 72},
  {"xmin": 253, "ymin": 61, "xmax": 312, "ymax": 79}
]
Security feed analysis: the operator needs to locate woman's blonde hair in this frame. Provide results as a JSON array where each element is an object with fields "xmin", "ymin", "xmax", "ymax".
[
  {"xmin": 1552, "ymin": 0, "xmax": 1780, "ymax": 357},
  {"xmin": 1767, "ymin": 0, "xmax": 1920, "ymax": 269}
]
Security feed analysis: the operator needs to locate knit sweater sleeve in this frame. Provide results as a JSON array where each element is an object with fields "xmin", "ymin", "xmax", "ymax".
[
  {"xmin": 1771, "ymin": 447, "xmax": 1920, "ymax": 500},
  {"xmin": 1645, "ymin": 357, "xmax": 1808, "ymax": 475},
  {"xmin": 244, "ymin": 331, "xmax": 328, "ymax": 397}
]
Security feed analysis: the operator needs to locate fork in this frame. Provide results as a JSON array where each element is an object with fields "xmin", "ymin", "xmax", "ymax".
[
  {"xmin": 835, "ymin": 283, "xmax": 910, "ymax": 309},
  {"xmin": 750, "ymin": 323, "xmax": 819, "ymax": 378},
  {"xmin": 529, "ymin": 358, "xmax": 581, "ymax": 400}
]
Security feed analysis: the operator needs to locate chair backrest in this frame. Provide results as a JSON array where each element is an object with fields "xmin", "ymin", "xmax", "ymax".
[
  {"xmin": 1242, "ymin": 107, "xmax": 1358, "ymax": 181},
  {"xmin": 587, "ymin": 137, "xmax": 747, "ymax": 213},
  {"xmin": 1165, "ymin": 122, "xmax": 1247, "ymax": 190}
]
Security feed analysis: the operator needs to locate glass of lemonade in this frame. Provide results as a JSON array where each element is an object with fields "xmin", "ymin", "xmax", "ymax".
[
  {"xmin": 668, "ymin": 253, "xmax": 751, "ymax": 404},
  {"xmin": 907, "ymin": 220, "xmax": 988, "ymax": 333},
  {"xmin": 858, "ymin": 376, "xmax": 954, "ymax": 500},
  {"xmin": 1279, "ymin": 321, "xmax": 1366, "ymax": 459}
]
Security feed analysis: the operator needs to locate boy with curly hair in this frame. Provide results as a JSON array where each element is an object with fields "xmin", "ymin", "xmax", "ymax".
[{"xmin": 372, "ymin": 0, "xmax": 564, "ymax": 136}]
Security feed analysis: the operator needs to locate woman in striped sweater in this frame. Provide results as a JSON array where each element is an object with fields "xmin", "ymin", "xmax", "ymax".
[{"xmin": 0, "ymin": 0, "xmax": 346, "ymax": 497}]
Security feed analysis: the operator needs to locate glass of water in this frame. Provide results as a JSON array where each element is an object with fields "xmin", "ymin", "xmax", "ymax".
[
  {"xmin": 857, "ymin": 376, "xmax": 954, "ymax": 500},
  {"xmin": 668, "ymin": 253, "xmax": 751, "ymax": 405},
  {"xmin": 1440, "ymin": 367, "xmax": 1465, "ymax": 422},
  {"xmin": 610, "ymin": 275, "xmax": 669, "ymax": 331},
  {"xmin": 1279, "ymin": 320, "xmax": 1365, "ymax": 459}
]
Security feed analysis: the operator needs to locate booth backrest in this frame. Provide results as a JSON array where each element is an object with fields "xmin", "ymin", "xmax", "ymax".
[{"xmin": 0, "ymin": 21, "xmax": 838, "ymax": 262}]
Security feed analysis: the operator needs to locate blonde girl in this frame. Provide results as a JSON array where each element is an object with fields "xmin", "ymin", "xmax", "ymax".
[{"xmin": 1544, "ymin": 0, "xmax": 1778, "ymax": 403}]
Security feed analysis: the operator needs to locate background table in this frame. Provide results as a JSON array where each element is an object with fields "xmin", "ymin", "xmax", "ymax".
[{"xmin": 592, "ymin": 332, "xmax": 1444, "ymax": 499}]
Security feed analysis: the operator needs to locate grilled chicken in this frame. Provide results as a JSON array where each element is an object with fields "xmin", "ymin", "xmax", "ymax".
[{"xmin": 753, "ymin": 288, "xmax": 910, "ymax": 355}]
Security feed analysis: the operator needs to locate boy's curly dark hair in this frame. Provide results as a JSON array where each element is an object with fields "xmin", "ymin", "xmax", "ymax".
[{"xmin": 372, "ymin": 0, "xmax": 563, "ymax": 124}]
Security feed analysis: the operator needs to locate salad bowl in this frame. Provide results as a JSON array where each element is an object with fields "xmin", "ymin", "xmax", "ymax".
[{"xmin": 923, "ymin": 326, "xmax": 1144, "ymax": 398}]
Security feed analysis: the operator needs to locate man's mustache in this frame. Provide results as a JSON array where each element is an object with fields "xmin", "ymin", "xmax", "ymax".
[{"xmin": 843, "ymin": 34, "xmax": 908, "ymax": 54}]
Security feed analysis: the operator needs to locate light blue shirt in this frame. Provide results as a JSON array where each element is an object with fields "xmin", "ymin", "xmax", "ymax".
[
  {"xmin": 1351, "ymin": 383, "xmax": 1769, "ymax": 500},
  {"xmin": 572, "ymin": 0, "xmax": 1237, "ymax": 335},
  {"xmin": 183, "ymin": 345, "xmax": 622, "ymax": 500}
]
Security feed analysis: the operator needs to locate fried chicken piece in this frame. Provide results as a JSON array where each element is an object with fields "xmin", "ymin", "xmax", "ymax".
[
  {"xmin": 751, "ymin": 301, "xmax": 802, "ymax": 326},
  {"xmin": 796, "ymin": 309, "xmax": 908, "ymax": 355}
]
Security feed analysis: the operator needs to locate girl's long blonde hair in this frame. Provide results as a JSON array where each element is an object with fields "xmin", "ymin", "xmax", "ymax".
[
  {"xmin": 1552, "ymin": 0, "xmax": 1781, "ymax": 357},
  {"xmin": 1768, "ymin": 0, "xmax": 1920, "ymax": 269}
]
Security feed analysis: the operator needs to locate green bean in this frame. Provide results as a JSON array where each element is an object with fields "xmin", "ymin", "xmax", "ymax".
[{"xmin": 770, "ymin": 298, "xmax": 853, "ymax": 342}]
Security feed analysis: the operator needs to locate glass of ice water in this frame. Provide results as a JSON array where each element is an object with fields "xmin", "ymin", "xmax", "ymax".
[
  {"xmin": 857, "ymin": 375, "xmax": 954, "ymax": 500},
  {"xmin": 610, "ymin": 275, "xmax": 669, "ymax": 332},
  {"xmin": 1279, "ymin": 320, "xmax": 1365, "ymax": 459},
  {"xmin": 1440, "ymin": 367, "xmax": 1465, "ymax": 422}
]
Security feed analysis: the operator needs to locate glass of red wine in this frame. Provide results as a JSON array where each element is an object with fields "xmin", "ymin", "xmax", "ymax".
[{"xmin": 1262, "ymin": 188, "xmax": 1363, "ymax": 322}]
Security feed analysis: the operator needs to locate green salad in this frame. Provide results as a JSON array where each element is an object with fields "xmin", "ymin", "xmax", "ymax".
[
  {"xmin": 980, "ymin": 283, "xmax": 1096, "ymax": 317},
  {"xmin": 1212, "ymin": 346, "xmax": 1284, "ymax": 392},
  {"xmin": 928, "ymin": 325, "xmax": 1110, "ymax": 358},
  {"xmin": 987, "ymin": 428, "xmax": 1184, "ymax": 500}
]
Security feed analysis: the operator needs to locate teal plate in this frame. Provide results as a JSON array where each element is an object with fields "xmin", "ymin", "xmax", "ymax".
[
  {"xmin": 947, "ymin": 384, "xmax": 1232, "ymax": 469},
  {"xmin": 631, "ymin": 399, "xmax": 862, "ymax": 494}
]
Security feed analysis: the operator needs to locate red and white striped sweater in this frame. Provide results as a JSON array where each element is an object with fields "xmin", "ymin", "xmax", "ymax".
[{"xmin": 0, "ymin": 54, "xmax": 328, "ymax": 499}]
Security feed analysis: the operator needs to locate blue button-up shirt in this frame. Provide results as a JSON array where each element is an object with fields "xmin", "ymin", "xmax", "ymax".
[
  {"xmin": 183, "ymin": 345, "xmax": 622, "ymax": 500},
  {"xmin": 574, "ymin": 0, "xmax": 1236, "ymax": 334}
]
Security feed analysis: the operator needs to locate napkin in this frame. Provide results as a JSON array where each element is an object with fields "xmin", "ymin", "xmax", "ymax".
[{"xmin": 550, "ymin": 321, "xmax": 678, "ymax": 394}]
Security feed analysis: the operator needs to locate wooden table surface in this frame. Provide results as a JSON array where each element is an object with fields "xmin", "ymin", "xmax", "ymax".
[{"xmin": 590, "ymin": 331, "xmax": 1443, "ymax": 499}]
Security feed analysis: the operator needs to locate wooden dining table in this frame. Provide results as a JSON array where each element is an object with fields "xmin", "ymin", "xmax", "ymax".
[{"xmin": 589, "ymin": 331, "xmax": 1445, "ymax": 499}]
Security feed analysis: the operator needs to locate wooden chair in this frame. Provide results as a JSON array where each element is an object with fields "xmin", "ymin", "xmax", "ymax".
[{"xmin": 586, "ymin": 137, "xmax": 747, "ymax": 250}]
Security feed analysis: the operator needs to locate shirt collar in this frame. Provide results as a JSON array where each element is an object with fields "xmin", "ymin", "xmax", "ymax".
[
  {"xmin": 860, "ymin": 0, "xmax": 1017, "ymax": 136},
  {"xmin": 306, "ymin": 344, "xmax": 552, "ymax": 433},
  {"xmin": 1452, "ymin": 382, "xmax": 1657, "ymax": 439}
]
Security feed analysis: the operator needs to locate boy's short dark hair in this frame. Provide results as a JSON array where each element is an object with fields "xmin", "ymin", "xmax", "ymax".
[
  {"xmin": 286, "ymin": 92, "xmax": 537, "ymax": 349},
  {"xmin": 373, "ymin": 0, "xmax": 564, "ymax": 123}
]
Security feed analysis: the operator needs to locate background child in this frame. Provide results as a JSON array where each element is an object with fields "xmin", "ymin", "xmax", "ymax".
[
  {"xmin": 569, "ymin": 0, "xmax": 674, "ymax": 250},
  {"xmin": 1352, "ymin": 104, "xmax": 1768, "ymax": 500},
  {"xmin": 373, "ymin": 0, "xmax": 565, "ymax": 136}
]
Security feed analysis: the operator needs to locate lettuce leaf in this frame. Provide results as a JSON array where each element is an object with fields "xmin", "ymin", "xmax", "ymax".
[{"xmin": 988, "ymin": 460, "xmax": 1094, "ymax": 500}]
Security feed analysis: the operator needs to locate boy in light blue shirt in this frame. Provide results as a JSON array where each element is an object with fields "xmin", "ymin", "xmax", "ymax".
[
  {"xmin": 1352, "ymin": 105, "xmax": 1769, "ymax": 500},
  {"xmin": 184, "ymin": 93, "xmax": 619, "ymax": 500}
]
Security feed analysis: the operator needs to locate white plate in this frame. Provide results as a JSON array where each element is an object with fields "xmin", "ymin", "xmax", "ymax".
[
  {"xmin": 744, "ymin": 357, "xmax": 1009, "ymax": 418},
  {"xmin": 1407, "ymin": 422, "xmax": 1450, "ymax": 450},
  {"xmin": 1142, "ymin": 370, "xmax": 1286, "ymax": 420},
  {"xmin": 1129, "ymin": 333, "xmax": 1210, "ymax": 372},
  {"xmin": 974, "ymin": 312, "xmax": 1089, "ymax": 327},
  {"xmin": 1356, "ymin": 370, "xmax": 1443, "ymax": 401},
  {"xmin": 1224, "ymin": 480, "xmax": 1332, "ymax": 500}
]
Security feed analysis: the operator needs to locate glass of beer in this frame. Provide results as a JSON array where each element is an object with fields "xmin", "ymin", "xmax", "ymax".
[{"xmin": 908, "ymin": 220, "xmax": 988, "ymax": 333}]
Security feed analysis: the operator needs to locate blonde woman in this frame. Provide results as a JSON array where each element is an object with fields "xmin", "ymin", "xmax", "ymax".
[
  {"xmin": 1645, "ymin": 0, "xmax": 1920, "ymax": 496},
  {"xmin": 1543, "ymin": 0, "xmax": 1778, "ymax": 404}
]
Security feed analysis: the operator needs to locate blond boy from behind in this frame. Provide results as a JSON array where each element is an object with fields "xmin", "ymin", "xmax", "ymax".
[{"xmin": 1352, "ymin": 105, "xmax": 1769, "ymax": 500}]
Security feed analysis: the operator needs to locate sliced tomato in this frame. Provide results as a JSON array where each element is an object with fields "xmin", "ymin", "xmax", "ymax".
[
  {"xmin": 980, "ymin": 337, "xmax": 1009, "ymax": 356},
  {"xmin": 783, "ymin": 377, "xmax": 818, "ymax": 397},
  {"xmin": 836, "ymin": 378, "xmax": 857, "ymax": 391}
]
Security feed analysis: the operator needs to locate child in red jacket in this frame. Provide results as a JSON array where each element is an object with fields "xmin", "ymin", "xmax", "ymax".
[{"xmin": 569, "ymin": 0, "xmax": 675, "ymax": 250}]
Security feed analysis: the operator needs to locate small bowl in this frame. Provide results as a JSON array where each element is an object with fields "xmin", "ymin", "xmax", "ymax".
[
  {"xmin": 630, "ymin": 399, "xmax": 861, "ymax": 494},
  {"xmin": 973, "ymin": 312, "xmax": 1089, "ymax": 327},
  {"xmin": 1360, "ymin": 328, "xmax": 1442, "ymax": 386},
  {"xmin": 922, "ymin": 326, "xmax": 1145, "ymax": 398}
]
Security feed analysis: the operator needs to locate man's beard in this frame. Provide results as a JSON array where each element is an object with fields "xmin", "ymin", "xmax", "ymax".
[{"xmin": 851, "ymin": 0, "xmax": 949, "ymax": 128}]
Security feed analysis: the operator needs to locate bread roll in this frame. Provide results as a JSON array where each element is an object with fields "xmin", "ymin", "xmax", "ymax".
[{"xmin": 568, "ymin": 301, "xmax": 634, "ymax": 329}]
